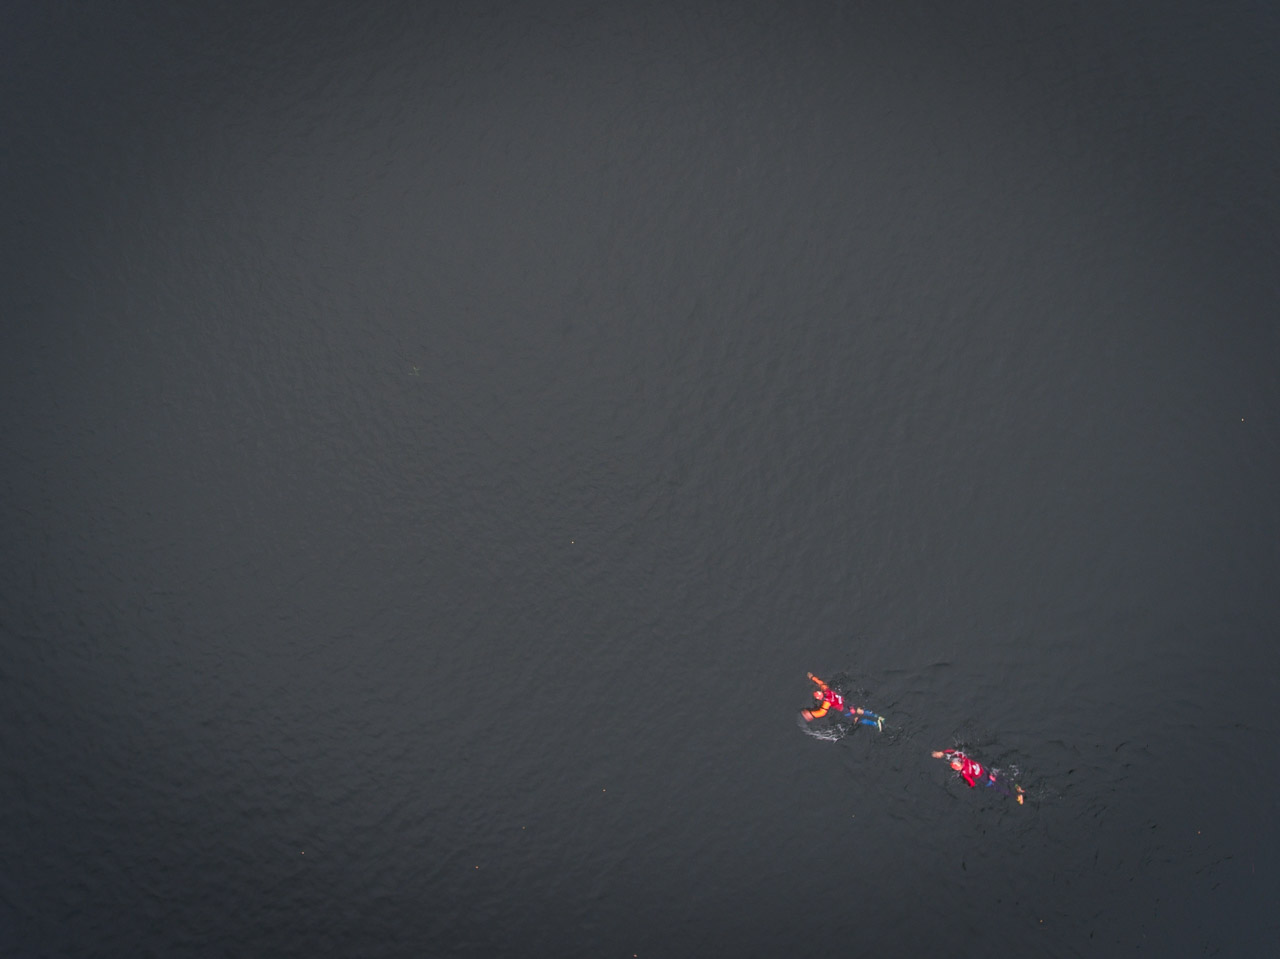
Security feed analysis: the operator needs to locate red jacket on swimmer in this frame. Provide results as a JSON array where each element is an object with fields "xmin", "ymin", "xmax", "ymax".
[
  {"xmin": 937, "ymin": 749, "xmax": 985, "ymax": 786},
  {"xmin": 801, "ymin": 672, "xmax": 845, "ymax": 719}
]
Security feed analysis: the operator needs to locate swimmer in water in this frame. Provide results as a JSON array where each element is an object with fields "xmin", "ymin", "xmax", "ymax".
[
  {"xmin": 801, "ymin": 672, "xmax": 885, "ymax": 731},
  {"xmin": 932, "ymin": 748, "xmax": 1024, "ymax": 804}
]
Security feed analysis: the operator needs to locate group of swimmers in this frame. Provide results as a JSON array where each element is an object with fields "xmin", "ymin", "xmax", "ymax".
[{"xmin": 801, "ymin": 671, "xmax": 1025, "ymax": 805}]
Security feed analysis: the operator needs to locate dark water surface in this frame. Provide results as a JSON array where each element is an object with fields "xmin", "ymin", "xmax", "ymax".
[{"xmin": 3, "ymin": 2, "xmax": 1278, "ymax": 956}]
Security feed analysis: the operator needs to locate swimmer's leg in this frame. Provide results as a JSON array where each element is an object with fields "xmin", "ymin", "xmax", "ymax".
[
  {"xmin": 860, "ymin": 710, "xmax": 885, "ymax": 732},
  {"xmin": 986, "ymin": 772, "xmax": 1013, "ymax": 798},
  {"xmin": 839, "ymin": 706, "xmax": 886, "ymax": 731}
]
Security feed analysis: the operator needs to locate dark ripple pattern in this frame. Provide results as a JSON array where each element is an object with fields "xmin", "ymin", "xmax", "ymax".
[{"xmin": 3, "ymin": 1, "xmax": 1278, "ymax": 956}]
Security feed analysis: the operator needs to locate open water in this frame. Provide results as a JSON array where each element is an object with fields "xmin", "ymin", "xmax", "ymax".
[{"xmin": 3, "ymin": 2, "xmax": 1278, "ymax": 956}]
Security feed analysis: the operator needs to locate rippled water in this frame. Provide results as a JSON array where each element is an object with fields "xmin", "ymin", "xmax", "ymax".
[{"xmin": 3, "ymin": 2, "xmax": 1278, "ymax": 956}]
